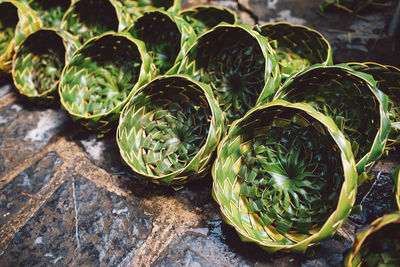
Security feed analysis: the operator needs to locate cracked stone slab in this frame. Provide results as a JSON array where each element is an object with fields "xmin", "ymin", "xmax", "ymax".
[
  {"xmin": 0, "ymin": 101, "xmax": 69, "ymax": 178},
  {"xmin": 0, "ymin": 152, "xmax": 63, "ymax": 226},
  {"xmin": 0, "ymin": 175, "xmax": 153, "ymax": 266}
]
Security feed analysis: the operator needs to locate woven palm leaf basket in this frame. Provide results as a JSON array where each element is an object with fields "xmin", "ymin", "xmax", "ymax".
[
  {"xmin": 117, "ymin": 74, "xmax": 225, "ymax": 189},
  {"xmin": 127, "ymin": 9, "xmax": 196, "ymax": 75},
  {"xmin": 212, "ymin": 100, "xmax": 357, "ymax": 253},
  {"xmin": 256, "ymin": 22, "xmax": 332, "ymax": 80},
  {"xmin": 59, "ymin": 32, "xmax": 152, "ymax": 132},
  {"xmin": 178, "ymin": 23, "xmax": 281, "ymax": 124},
  {"xmin": 12, "ymin": 28, "xmax": 79, "ymax": 102}
]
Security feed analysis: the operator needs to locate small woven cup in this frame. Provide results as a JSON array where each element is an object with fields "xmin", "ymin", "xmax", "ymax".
[{"xmin": 117, "ymin": 74, "xmax": 225, "ymax": 189}]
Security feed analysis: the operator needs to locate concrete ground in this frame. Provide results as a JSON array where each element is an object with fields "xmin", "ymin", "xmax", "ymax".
[{"xmin": 0, "ymin": 0, "xmax": 400, "ymax": 266}]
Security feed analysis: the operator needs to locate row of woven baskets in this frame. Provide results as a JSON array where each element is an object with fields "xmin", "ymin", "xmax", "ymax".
[{"xmin": 1, "ymin": 0, "xmax": 400, "ymax": 263}]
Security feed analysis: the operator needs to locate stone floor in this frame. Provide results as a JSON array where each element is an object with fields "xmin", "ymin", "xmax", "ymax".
[{"xmin": 1, "ymin": 0, "xmax": 400, "ymax": 266}]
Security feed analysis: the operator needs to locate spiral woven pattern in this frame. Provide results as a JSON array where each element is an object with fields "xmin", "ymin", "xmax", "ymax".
[
  {"xmin": 128, "ymin": 10, "xmax": 196, "ymax": 75},
  {"xmin": 212, "ymin": 100, "xmax": 357, "ymax": 253},
  {"xmin": 117, "ymin": 75, "xmax": 225, "ymax": 188},
  {"xmin": 345, "ymin": 212, "xmax": 400, "ymax": 267},
  {"xmin": 59, "ymin": 32, "xmax": 151, "ymax": 132},
  {"xmin": 179, "ymin": 5, "xmax": 237, "ymax": 35},
  {"xmin": 275, "ymin": 65, "xmax": 390, "ymax": 174},
  {"xmin": 258, "ymin": 22, "xmax": 332, "ymax": 79},
  {"xmin": 61, "ymin": 0, "xmax": 119, "ymax": 44},
  {"xmin": 179, "ymin": 24, "xmax": 280, "ymax": 124}
]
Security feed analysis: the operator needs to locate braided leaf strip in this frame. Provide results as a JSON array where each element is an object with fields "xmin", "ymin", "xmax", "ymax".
[
  {"xmin": 256, "ymin": 22, "xmax": 332, "ymax": 80},
  {"xmin": 349, "ymin": 62, "xmax": 400, "ymax": 148},
  {"xmin": 179, "ymin": 5, "xmax": 238, "ymax": 35},
  {"xmin": 274, "ymin": 64, "xmax": 391, "ymax": 175},
  {"xmin": 127, "ymin": 10, "xmax": 196, "ymax": 75},
  {"xmin": 344, "ymin": 212, "xmax": 400, "ymax": 267},
  {"xmin": 0, "ymin": 0, "xmax": 40, "ymax": 74},
  {"xmin": 59, "ymin": 32, "xmax": 152, "ymax": 132},
  {"xmin": 60, "ymin": 0, "xmax": 119, "ymax": 44},
  {"xmin": 117, "ymin": 74, "xmax": 225, "ymax": 188},
  {"xmin": 178, "ymin": 23, "xmax": 281, "ymax": 124},
  {"xmin": 12, "ymin": 28, "xmax": 79, "ymax": 102},
  {"xmin": 28, "ymin": 0, "xmax": 72, "ymax": 28},
  {"xmin": 212, "ymin": 100, "xmax": 357, "ymax": 253}
]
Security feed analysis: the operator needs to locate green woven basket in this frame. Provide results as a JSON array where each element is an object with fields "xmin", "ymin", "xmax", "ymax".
[
  {"xmin": 127, "ymin": 9, "xmax": 196, "ymax": 75},
  {"xmin": 344, "ymin": 212, "xmax": 400, "ymax": 267},
  {"xmin": 12, "ymin": 28, "xmax": 79, "ymax": 102},
  {"xmin": 256, "ymin": 22, "xmax": 332, "ymax": 80},
  {"xmin": 179, "ymin": 5, "xmax": 238, "ymax": 35},
  {"xmin": 59, "ymin": 32, "xmax": 152, "ymax": 132},
  {"xmin": 178, "ymin": 23, "xmax": 281, "ymax": 124},
  {"xmin": 60, "ymin": 0, "xmax": 119, "ymax": 44},
  {"xmin": 274, "ymin": 65, "xmax": 391, "ymax": 178},
  {"xmin": 212, "ymin": 100, "xmax": 357, "ymax": 253},
  {"xmin": 117, "ymin": 74, "xmax": 225, "ymax": 189}
]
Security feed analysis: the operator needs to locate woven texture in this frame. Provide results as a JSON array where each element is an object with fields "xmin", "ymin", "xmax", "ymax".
[
  {"xmin": 212, "ymin": 100, "xmax": 357, "ymax": 253},
  {"xmin": 59, "ymin": 32, "xmax": 152, "ymax": 132},
  {"xmin": 178, "ymin": 23, "xmax": 281, "ymax": 124},
  {"xmin": 61, "ymin": 0, "xmax": 119, "ymax": 44},
  {"xmin": 117, "ymin": 74, "xmax": 225, "ymax": 188},
  {"xmin": 344, "ymin": 212, "xmax": 400, "ymax": 267},
  {"xmin": 257, "ymin": 22, "xmax": 332, "ymax": 80},
  {"xmin": 128, "ymin": 10, "xmax": 196, "ymax": 75},
  {"xmin": 179, "ymin": 5, "xmax": 237, "ymax": 35},
  {"xmin": 28, "ymin": 0, "xmax": 72, "ymax": 28},
  {"xmin": 274, "ymin": 65, "xmax": 391, "ymax": 175},
  {"xmin": 112, "ymin": 0, "xmax": 181, "ymax": 31},
  {"xmin": 13, "ymin": 29, "xmax": 79, "ymax": 102},
  {"xmin": 349, "ymin": 62, "xmax": 400, "ymax": 148}
]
